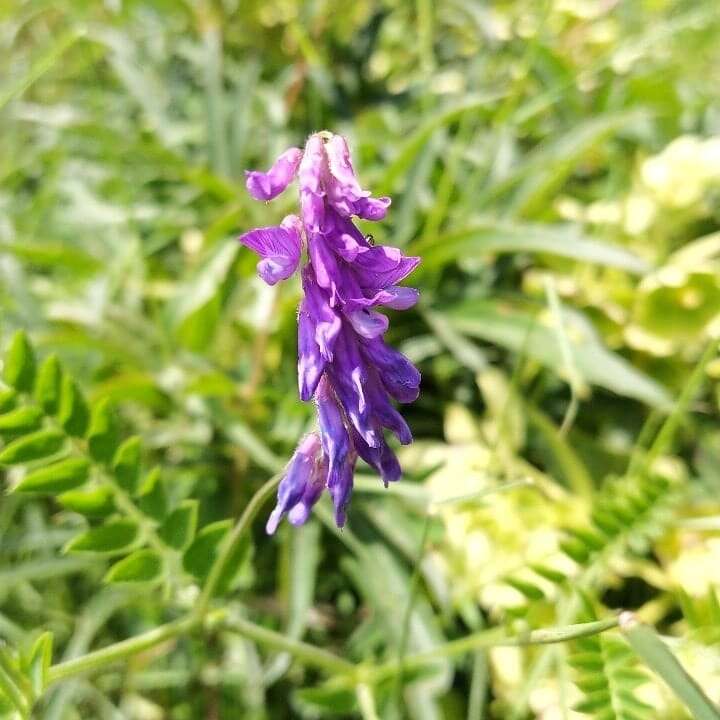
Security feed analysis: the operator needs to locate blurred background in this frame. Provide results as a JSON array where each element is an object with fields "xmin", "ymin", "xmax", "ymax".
[{"xmin": 2, "ymin": 0, "xmax": 720, "ymax": 718}]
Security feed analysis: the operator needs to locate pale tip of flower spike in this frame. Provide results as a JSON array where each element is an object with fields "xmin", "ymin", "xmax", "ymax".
[{"xmin": 265, "ymin": 508, "xmax": 283, "ymax": 535}]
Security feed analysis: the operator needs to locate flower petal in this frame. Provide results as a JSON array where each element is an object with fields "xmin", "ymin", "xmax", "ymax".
[
  {"xmin": 302, "ymin": 267, "xmax": 341, "ymax": 361},
  {"xmin": 354, "ymin": 196, "xmax": 391, "ymax": 221},
  {"xmin": 381, "ymin": 286, "xmax": 419, "ymax": 310},
  {"xmin": 307, "ymin": 233, "xmax": 340, "ymax": 297},
  {"xmin": 348, "ymin": 309, "xmax": 389, "ymax": 339},
  {"xmin": 316, "ymin": 377, "xmax": 357, "ymax": 525},
  {"xmin": 353, "ymin": 246, "xmax": 421, "ymax": 290},
  {"xmin": 328, "ymin": 328, "xmax": 377, "ymax": 447},
  {"xmin": 361, "ymin": 338, "xmax": 421, "ymax": 403},
  {"xmin": 238, "ymin": 216, "xmax": 301, "ymax": 285},
  {"xmin": 365, "ymin": 370, "xmax": 413, "ymax": 445},
  {"xmin": 287, "ymin": 455, "xmax": 327, "ymax": 527},
  {"xmin": 350, "ymin": 426, "xmax": 402, "ymax": 486},
  {"xmin": 266, "ymin": 434, "xmax": 322, "ymax": 534},
  {"xmin": 298, "ymin": 307, "xmax": 326, "ymax": 401},
  {"xmin": 346, "ymin": 286, "xmax": 420, "ymax": 311},
  {"xmin": 299, "ymin": 135, "xmax": 327, "ymax": 232},
  {"xmin": 245, "ymin": 148, "xmax": 302, "ymax": 201}
]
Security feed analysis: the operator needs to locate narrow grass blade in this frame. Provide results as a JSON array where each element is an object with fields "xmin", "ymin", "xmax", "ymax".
[
  {"xmin": 620, "ymin": 613, "xmax": 720, "ymax": 720},
  {"xmin": 0, "ymin": 28, "xmax": 85, "ymax": 110}
]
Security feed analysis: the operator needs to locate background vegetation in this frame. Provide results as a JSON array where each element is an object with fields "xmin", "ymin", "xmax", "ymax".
[{"xmin": 2, "ymin": 0, "xmax": 720, "ymax": 717}]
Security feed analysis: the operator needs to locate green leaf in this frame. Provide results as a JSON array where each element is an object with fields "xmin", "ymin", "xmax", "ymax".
[
  {"xmin": 104, "ymin": 549, "xmax": 164, "ymax": 584},
  {"xmin": 57, "ymin": 376, "xmax": 89, "ymax": 437},
  {"xmin": 15, "ymin": 457, "xmax": 91, "ymax": 494},
  {"xmin": 443, "ymin": 299, "xmax": 672, "ymax": 409},
  {"xmin": 510, "ymin": 111, "xmax": 642, "ymax": 216},
  {"xmin": 112, "ymin": 436, "xmax": 141, "ymax": 493},
  {"xmin": 26, "ymin": 632, "xmax": 52, "ymax": 698},
  {"xmin": 58, "ymin": 486, "xmax": 116, "ymax": 517},
  {"xmin": 34, "ymin": 355, "xmax": 62, "ymax": 414},
  {"xmin": 621, "ymin": 616, "xmax": 720, "ymax": 720},
  {"xmin": 526, "ymin": 405, "xmax": 594, "ymax": 498},
  {"xmin": 294, "ymin": 681, "xmax": 357, "ymax": 716},
  {"xmin": 169, "ymin": 242, "xmax": 239, "ymax": 351},
  {"xmin": 137, "ymin": 467, "xmax": 167, "ymax": 520},
  {"xmin": 3, "ymin": 330, "xmax": 36, "ymax": 392},
  {"xmin": 0, "ymin": 406, "xmax": 43, "ymax": 435},
  {"xmin": 0, "ymin": 659, "xmax": 27, "ymax": 717},
  {"xmin": 87, "ymin": 399, "xmax": 120, "ymax": 464},
  {"xmin": 378, "ymin": 92, "xmax": 504, "ymax": 194},
  {"xmin": 414, "ymin": 222, "xmax": 649, "ymax": 274},
  {"xmin": 158, "ymin": 500, "xmax": 198, "ymax": 550},
  {"xmin": 0, "ymin": 429, "xmax": 65, "ymax": 465},
  {"xmin": 65, "ymin": 519, "xmax": 139, "ymax": 555},
  {"xmin": 183, "ymin": 520, "xmax": 249, "ymax": 594},
  {"xmin": 0, "ymin": 389, "xmax": 17, "ymax": 413},
  {"xmin": 0, "ymin": 27, "xmax": 83, "ymax": 110},
  {"xmin": 505, "ymin": 578, "xmax": 545, "ymax": 601}
]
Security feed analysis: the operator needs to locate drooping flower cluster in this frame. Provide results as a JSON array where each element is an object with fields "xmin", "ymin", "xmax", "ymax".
[{"xmin": 238, "ymin": 132, "xmax": 420, "ymax": 532}]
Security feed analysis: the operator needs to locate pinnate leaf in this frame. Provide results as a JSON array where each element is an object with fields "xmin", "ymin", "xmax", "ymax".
[
  {"xmin": 137, "ymin": 467, "xmax": 167, "ymax": 520},
  {"xmin": 15, "ymin": 457, "xmax": 90, "ymax": 494},
  {"xmin": 3, "ymin": 330, "xmax": 35, "ymax": 392},
  {"xmin": 34, "ymin": 355, "xmax": 62, "ymax": 414},
  {"xmin": 0, "ymin": 406, "xmax": 42, "ymax": 435},
  {"xmin": 87, "ymin": 399, "xmax": 120, "ymax": 464},
  {"xmin": 0, "ymin": 429, "xmax": 65, "ymax": 465},
  {"xmin": 65, "ymin": 519, "xmax": 139, "ymax": 555},
  {"xmin": 58, "ymin": 486, "xmax": 116, "ymax": 517},
  {"xmin": 112, "ymin": 436, "xmax": 141, "ymax": 493},
  {"xmin": 105, "ymin": 550, "xmax": 164, "ymax": 584},
  {"xmin": 159, "ymin": 500, "xmax": 198, "ymax": 550},
  {"xmin": 183, "ymin": 520, "xmax": 250, "ymax": 595},
  {"xmin": 58, "ymin": 376, "xmax": 89, "ymax": 437}
]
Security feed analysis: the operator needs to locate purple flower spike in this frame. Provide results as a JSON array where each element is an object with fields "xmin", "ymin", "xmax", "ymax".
[{"xmin": 239, "ymin": 132, "xmax": 421, "ymax": 532}]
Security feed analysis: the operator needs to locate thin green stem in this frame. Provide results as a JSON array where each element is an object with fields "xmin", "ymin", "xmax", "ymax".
[
  {"xmin": 467, "ymin": 648, "xmax": 488, "ymax": 720},
  {"xmin": 47, "ymin": 616, "xmax": 197, "ymax": 684},
  {"xmin": 193, "ymin": 473, "xmax": 281, "ymax": 618},
  {"xmin": 224, "ymin": 615, "xmax": 355, "ymax": 676},
  {"xmin": 356, "ymin": 683, "xmax": 382, "ymax": 720},
  {"xmin": 44, "ymin": 473, "xmax": 283, "ymax": 688},
  {"xmin": 370, "ymin": 615, "xmax": 620, "ymax": 684},
  {"xmin": 394, "ymin": 514, "xmax": 431, "ymax": 706},
  {"xmin": 109, "ymin": 482, "xmax": 170, "ymax": 558}
]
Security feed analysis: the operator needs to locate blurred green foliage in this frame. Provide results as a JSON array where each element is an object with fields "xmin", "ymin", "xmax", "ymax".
[{"xmin": 1, "ymin": 0, "xmax": 720, "ymax": 717}]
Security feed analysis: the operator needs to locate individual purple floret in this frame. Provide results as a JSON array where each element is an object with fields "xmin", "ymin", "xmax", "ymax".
[{"xmin": 238, "ymin": 132, "xmax": 420, "ymax": 532}]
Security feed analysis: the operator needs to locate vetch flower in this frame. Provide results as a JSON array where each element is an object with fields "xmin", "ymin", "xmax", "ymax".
[{"xmin": 238, "ymin": 132, "xmax": 420, "ymax": 531}]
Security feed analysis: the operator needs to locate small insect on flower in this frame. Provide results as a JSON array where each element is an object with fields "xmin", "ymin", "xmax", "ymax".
[{"xmin": 238, "ymin": 132, "xmax": 421, "ymax": 532}]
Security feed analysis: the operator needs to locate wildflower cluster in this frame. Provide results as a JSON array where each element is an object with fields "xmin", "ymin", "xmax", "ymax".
[{"xmin": 239, "ymin": 132, "xmax": 420, "ymax": 531}]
